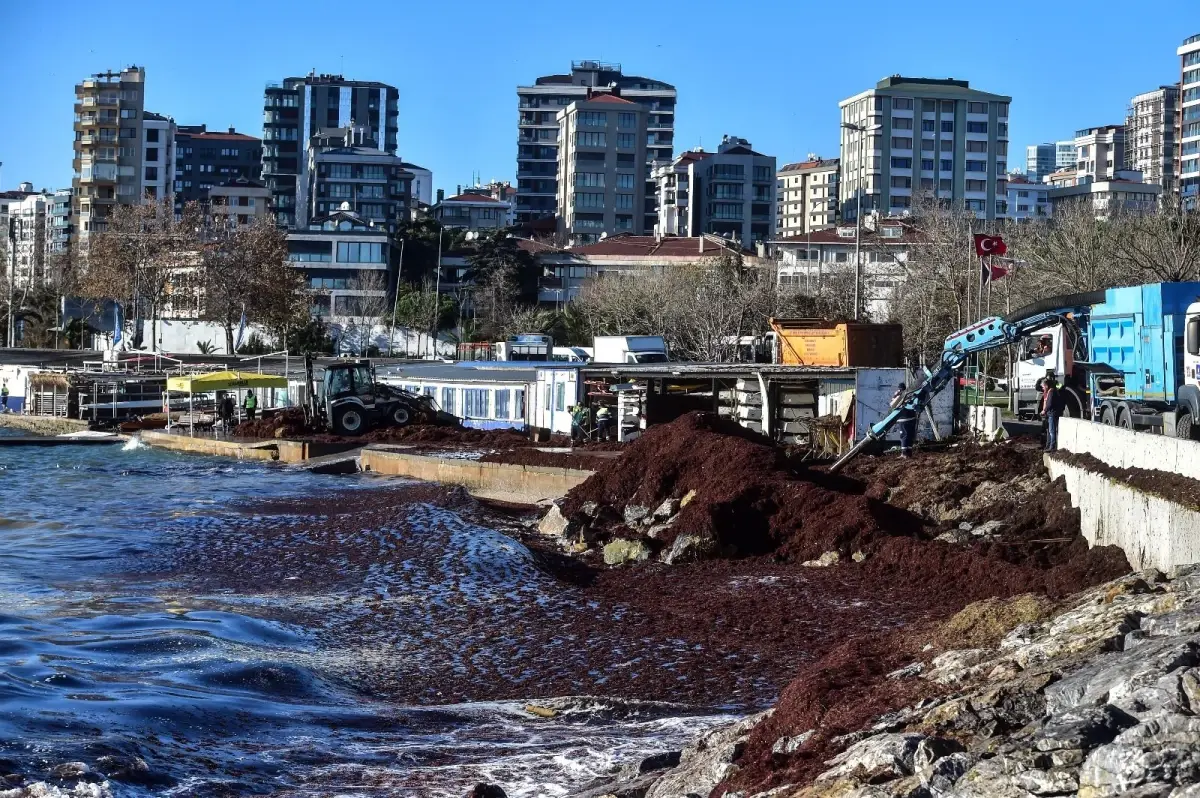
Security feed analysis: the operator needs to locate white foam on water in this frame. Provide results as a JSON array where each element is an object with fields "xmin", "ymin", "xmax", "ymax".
[{"xmin": 121, "ymin": 437, "xmax": 146, "ymax": 451}]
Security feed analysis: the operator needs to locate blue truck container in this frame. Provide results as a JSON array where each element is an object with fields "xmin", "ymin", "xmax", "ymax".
[{"xmin": 1087, "ymin": 282, "xmax": 1200, "ymax": 429}]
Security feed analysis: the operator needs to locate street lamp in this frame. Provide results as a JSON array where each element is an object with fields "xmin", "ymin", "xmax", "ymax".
[{"xmin": 841, "ymin": 121, "xmax": 872, "ymax": 320}]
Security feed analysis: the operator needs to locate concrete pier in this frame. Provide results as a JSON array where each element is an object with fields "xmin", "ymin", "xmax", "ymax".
[{"xmin": 0, "ymin": 415, "xmax": 91, "ymax": 436}]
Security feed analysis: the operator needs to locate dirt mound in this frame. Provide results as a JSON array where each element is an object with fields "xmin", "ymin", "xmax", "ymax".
[
  {"xmin": 480, "ymin": 448, "xmax": 614, "ymax": 471},
  {"xmin": 363, "ymin": 424, "xmax": 532, "ymax": 448},
  {"xmin": 234, "ymin": 407, "xmax": 313, "ymax": 439},
  {"xmin": 562, "ymin": 412, "xmax": 922, "ymax": 561}
]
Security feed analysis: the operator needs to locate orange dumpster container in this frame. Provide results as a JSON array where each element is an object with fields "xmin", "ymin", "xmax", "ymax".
[{"xmin": 769, "ymin": 318, "xmax": 903, "ymax": 367}]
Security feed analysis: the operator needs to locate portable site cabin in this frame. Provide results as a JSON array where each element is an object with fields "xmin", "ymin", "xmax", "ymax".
[{"xmin": 378, "ymin": 363, "xmax": 536, "ymax": 431}]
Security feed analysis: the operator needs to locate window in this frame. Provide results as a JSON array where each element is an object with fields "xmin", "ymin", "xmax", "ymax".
[
  {"xmin": 939, "ymin": 178, "xmax": 952, "ymax": 191},
  {"xmin": 922, "ymin": 99, "xmax": 936, "ymax": 112},
  {"xmin": 967, "ymin": 121, "xmax": 988, "ymax": 134},
  {"xmin": 891, "ymin": 157, "xmax": 912, "ymax": 169},
  {"xmin": 144, "ymin": 127, "xmax": 159, "ymax": 143},
  {"xmin": 359, "ymin": 184, "xmax": 384, "ymax": 198},
  {"xmin": 890, "ymin": 195, "xmax": 911, "ymax": 208},
  {"xmin": 615, "ymin": 193, "xmax": 634, "ymax": 209},
  {"xmin": 336, "ymin": 242, "xmax": 384, "ymax": 262},
  {"xmin": 941, "ymin": 120, "xmax": 954, "ymax": 133},
  {"xmin": 941, "ymin": 100, "xmax": 954, "ymax": 113},
  {"xmin": 1017, "ymin": 204, "xmax": 1030, "ymax": 212},
  {"xmin": 617, "ymin": 173, "xmax": 635, "ymax": 189},
  {"xmin": 579, "ymin": 111, "xmax": 608, "ymax": 127},
  {"xmin": 220, "ymin": 148, "xmax": 239, "ymax": 157},
  {"xmin": 575, "ymin": 172, "xmax": 604, "ymax": 188},
  {"xmin": 1017, "ymin": 190, "xmax": 1029, "ymax": 198},
  {"xmin": 495, "ymin": 389, "xmax": 511, "ymax": 419},
  {"xmin": 891, "ymin": 136, "xmax": 912, "ymax": 149},
  {"xmin": 361, "ymin": 165, "xmax": 385, "ymax": 179},
  {"xmin": 464, "ymin": 389, "xmax": 491, "ymax": 418},
  {"xmin": 966, "ymin": 179, "xmax": 987, "ymax": 192},
  {"xmin": 965, "ymin": 160, "xmax": 987, "ymax": 172},
  {"xmin": 328, "ymin": 183, "xmax": 352, "ymax": 198},
  {"xmin": 144, "ymin": 166, "xmax": 158, "ymax": 181},
  {"xmin": 921, "ymin": 120, "xmax": 936, "ymax": 132},
  {"xmin": 892, "ymin": 117, "xmax": 913, "ymax": 130},
  {"xmin": 966, "ymin": 199, "xmax": 985, "ymax": 211},
  {"xmin": 921, "ymin": 140, "xmax": 935, "ymax": 152},
  {"xmin": 120, "ymin": 127, "xmax": 137, "ymax": 139},
  {"xmin": 554, "ymin": 382, "xmax": 566, "ymax": 412},
  {"xmin": 967, "ymin": 102, "xmax": 988, "ymax": 114},
  {"xmin": 144, "ymin": 146, "xmax": 159, "ymax": 162},
  {"xmin": 891, "ymin": 176, "xmax": 911, "ymax": 188},
  {"xmin": 892, "ymin": 97, "xmax": 913, "ymax": 110},
  {"xmin": 940, "ymin": 159, "xmax": 953, "ymax": 172},
  {"xmin": 515, "ymin": 389, "xmax": 525, "ymax": 419},
  {"xmin": 618, "ymin": 112, "xmax": 636, "ymax": 128},
  {"xmin": 920, "ymin": 177, "xmax": 934, "ymax": 189},
  {"xmin": 573, "ymin": 192, "xmax": 605, "ymax": 209},
  {"xmin": 576, "ymin": 131, "xmax": 606, "ymax": 147},
  {"xmin": 966, "ymin": 140, "xmax": 988, "ymax": 153},
  {"xmin": 753, "ymin": 165, "xmax": 773, "ymax": 182},
  {"xmin": 921, "ymin": 158, "xmax": 935, "ymax": 171},
  {"xmin": 617, "ymin": 133, "xmax": 635, "ymax": 149}
]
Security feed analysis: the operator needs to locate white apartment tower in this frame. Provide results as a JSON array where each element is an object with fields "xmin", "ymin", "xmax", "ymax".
[
  {"xmin": 776, "ymin": 157, "xmax": 839, "ymax": 236},
  {"xmin": 1178, "ymin": 34, "xmax": 1200, "ymax": 209},
  {"xmin": 838, "ymin": 76, "xmax": 1011, "ymax": 221},
  {"xmin": 555, "ymin": 88, "xmax": 650, "ymax": 244},
  {"xmin": 1125, "ymin": 86, "xmax": 1178, "ymax": 202},
  {"xmin": 1073, "ymin": 126, "xmax": 1127, "ymax": 182}
]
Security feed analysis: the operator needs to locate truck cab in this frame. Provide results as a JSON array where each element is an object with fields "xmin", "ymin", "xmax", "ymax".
[{"xmin": 1012, "ymin": 322, "xmax": 1088, "ymax": 418}]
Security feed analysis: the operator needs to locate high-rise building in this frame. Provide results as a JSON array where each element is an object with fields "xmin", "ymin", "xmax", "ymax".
[
  {"xmin": 775, "ymin": 157, "xmax": 839, "ymax": 236},
  {"xmin": 1177, "ymin": 34, "xmax": 1200, "ymax": 209},
  {"xmin": 71, "ymin": 66, "xmax": 147, "ymax": 247},
  {"xmin": 838, "ymin": 76, "xmax": 1011, "ymax": 221},
  {"xmin": 5, "ymin": 190, "xmax": 50, "ymax": 289},
  {"xmin": 141, "ymin": 112, "xmax": 176, "ymax": 203},
  {"xmin": 517, "ymin": 61, "xmax": 675, "ymax": 230},
  {"xmin": 174, "ymin": 125, "xmax": 262, "ymax": 211},
  {"xmin": 653, "ymin": 136, "xmax": 775, "ymax": 246},
  {"xmin": 305, "ymin": 130, "xmax": 412, "ymax": 229},
  {"xmin": 555, "ymin": 88, "xmax": 650, "ymax": 244},
  {"xmin": 1055, "ymin": 141, "xmax": 1076, "ymax": 170},
  {"xmin": 47, "ymin": 188, "xmax": 73, "ymax": 257},
  {"xmin": 1073, "ymin": 125, "xmax": 1127, "ymax": 182},
  {"xmin": 1025, "ymin": 143, "xmax": 1056, "ymax": 181},
  {"xmin": 261, "ymin": 73, "xmax": 399, "ymax": 228},
  {"xmin": 1125, "ymin": 87, "xmax": 1178, "ymax": 202}
]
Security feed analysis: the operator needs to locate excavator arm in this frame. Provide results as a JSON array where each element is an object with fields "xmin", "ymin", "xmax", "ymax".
[{"xmin": 827, "ymin": 307, "xmax": 1087, "ymax": 474}]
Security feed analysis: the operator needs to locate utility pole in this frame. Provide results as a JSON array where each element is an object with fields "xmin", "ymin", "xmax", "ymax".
[
  {"xmin": 841, "ymin": 122, "xmax": 869, "ymax": 320},
  {"xmin": 430, "ymin": 224, "xmax": 443, "ymax": 358}
]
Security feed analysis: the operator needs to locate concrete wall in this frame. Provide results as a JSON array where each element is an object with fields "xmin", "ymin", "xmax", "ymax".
[
  {"xmin": 359, "ymin": 448, "xmax": 591, "ymax": 504},
  {"xmin": 140, "ymin": 430, "xmax": 278, "ymax": 461},
  {"xmin": 1046, "ymin": 456, "xmax": 1200, "ymax": 572},
  {"xmin": 1057, "ymin": 417, "xmax": 1200, "ymax": 482},
  {"xmin": 0, "ymin": 414, "xmax": 90, "ymax": 436}
]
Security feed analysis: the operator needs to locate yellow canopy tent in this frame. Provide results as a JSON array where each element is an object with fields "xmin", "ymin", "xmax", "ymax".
[
  {"xmin": 167, "ymin": 371, "xmax": 287, "ymax": 393},
  {"xmin": 165, "ymin": 371, "xmax": 288, "ymax": 434}
]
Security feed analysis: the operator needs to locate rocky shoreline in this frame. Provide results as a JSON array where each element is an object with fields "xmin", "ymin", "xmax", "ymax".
[{"xmin": 570, "ymin": 565, "xmax": 1200, "ymax": 798}]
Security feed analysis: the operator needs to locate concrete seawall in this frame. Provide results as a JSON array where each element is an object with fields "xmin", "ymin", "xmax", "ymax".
[
  {"xmin": 140, "ymin": 431, "xmax": 278, "ymax": 461},
  {"xmin": 359, "ymin": 448, "xmax": 592, "ymax": 505},
  {"xmin": 1056, "ymin": 416, "xmax": 1200, "ymax": 480},
  {"xmin": 1046, "ymin": 455, "xmax": 1200, "ymax": 572},
  {"xmin": 0, "ymin": 415, "xmax": 91, "ymax": 436}
]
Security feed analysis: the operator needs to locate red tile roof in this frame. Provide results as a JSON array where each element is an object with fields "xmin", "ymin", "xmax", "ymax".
[
  {"xmin": 179, "ymin": 131, "xmax": 261, "ymax": 142},
  {"xmin": 570, "ymin": 235, "xmax": 745, "ymax": 257},
  {"xmin": 586, "ymin": 94, "xmax": 636, "ymax": 105},
  {"xmin": 445, "ymin": 193, "xmax": 502, "ymax": 203}
]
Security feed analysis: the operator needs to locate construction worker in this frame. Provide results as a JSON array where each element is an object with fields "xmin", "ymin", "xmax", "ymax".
[
  {"xmin": 1042, "ymin": 378, "xmax": 1064, "ymax": 452},
  {"xmin": 220, "ymin": 394, "xmax": 236, "ymax": 429},
  {"xmin": 890, "ymin": 382, "xmax": 917, "ymax": 458},
  {"xmin": 570, "ymin": 404, "xmax": 588, "ymax": 444},
  {"xmin": 595, "ymin": 404, "xmax": 612, "ymax": 441},
  {"xmin": 0, "ymin": 381, "xmax": 8, "ymax": 412},
  {"xmin": 243, "ymin": 391, "xmax": 258, "ymax": 421}
]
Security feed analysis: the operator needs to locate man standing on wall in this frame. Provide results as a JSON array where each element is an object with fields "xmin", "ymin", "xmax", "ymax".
[
  {"xmin": 1042, "ymin": 378, "xmax": 1063, "ymax": 452},
  {"xmin": 890, "ymin": 383, "xmax": 917, "ymax": 458}
]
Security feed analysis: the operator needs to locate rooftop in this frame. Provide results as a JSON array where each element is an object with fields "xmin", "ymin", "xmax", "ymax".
[
  {"xmin": 585, "ymin": 93, "xmax": 636, "ymax": 105},
  {"xmin": 569, "ymin": 234, "xmax": 747, "ymax": 258},
  {"xmin": 771, "ymin": 219, "xmax": 923, "ymax": 246},
  {"xmin": 443, "ymin": 193, "xmax": 503, "ymax": 203},
  {"xmin": 779, "ymin": 158, "xmax": 839, "ymax": 172}
]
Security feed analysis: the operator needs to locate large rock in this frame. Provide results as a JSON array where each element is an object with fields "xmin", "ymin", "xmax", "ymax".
[
  {"xmin": 1044, "ymin": 638, "xmax": 1200, "ymax": 718},
  {"xmin": 644, "ymin": 710, "xmax": 771, "ymax": 798},
  {"xmin": 925, "ymin": 649, "xmax": 994, "ymax": 686},
  {"xmin": 1079, "ymin": 713, "xmax": 1200, "ymax": 797},
  {"xmin": 538, "ymin": 504, "xmax": 573, "ymax": 537},
  {"xmin": 661, "ymin": 533, "xmax": 717, "ymax": 565},
  {"xmin": 604, "ymin": 539, "xmax": 652, "ymax": 566},
  {"xmin": 816, "ymin": 733, "xmax": 928, "ymax": 783},
  {"xmin": 466, "ymin": 786, "xmax": 507, "ymax": 798},
  {"xmin": 623, "ymin": 505, "xmax": 650, "ymax": 527},
  {"xmin": 652, "ymin": 498, "xmax": 680, "ymax": 520}
]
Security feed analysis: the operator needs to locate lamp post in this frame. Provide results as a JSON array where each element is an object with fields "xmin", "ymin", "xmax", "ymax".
[{"xmin": 841, "ymin": 122, "xmax": 869, "ymax": 320}]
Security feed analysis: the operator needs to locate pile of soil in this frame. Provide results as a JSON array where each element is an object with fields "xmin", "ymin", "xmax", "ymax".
[
  {"xmin": 1054, "ymin": 451, "xmax": 1200, "ymax": 510},
  {"xmin": 480, "ymin": 448, "xmax": 617, "ymax": 472},
  {"xmin": 362, "ymin": 424, "xmax": 534, "ymax": 447},
  {"xmin": 234, "ymin": 407, "xmax": 313, "ymax": 439}
]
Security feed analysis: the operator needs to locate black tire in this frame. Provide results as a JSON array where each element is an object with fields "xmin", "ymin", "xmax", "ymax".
[
  {"xmin": 1100, "ymin": 404, "xmax": 1116, "ymax": 426},
  {"xmin": 1178, "ymin": 412, "xmax": 1196, "ymax": 441},
  {"xmin": 1117, "ymin": 405, "xmax": 1134, "ymax": 430},
  {"xmin": 1063, "ymin": 388, "xmax": 1084, "ymax": 419},
  {"xmin": 390, "ymin": 405, "xmax": 412, "ymax": 427},
  {"xmin": 333, "ymin": 405, "xmax": 366, "ymax": 436}
]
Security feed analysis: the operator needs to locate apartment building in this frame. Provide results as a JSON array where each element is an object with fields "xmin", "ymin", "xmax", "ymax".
[
  {"xmin": 1178, "ymin": 34, "xmax": 1200, "ymax": 209},
  {"xmin": 1073, "ymin": 125, "xmax": 1127, "ymax": 182},
  {"xmin": 1007, "ymin": 175, "xmax": 1051, "ymax": 220},
  {"xmin": 306, "ymin": 131, "xmax": 412, "ymax": 230},
  {"xmin": 432, "ymin": 193, "xmax": 514, "ymax": 232},
  {"xmin": 262, "ymin": 73, "xmax": 399, "ymax": 228},
  {"xmin": 286, "ymin": 207, "xmax": 397, "ymax": 321},
  {"xmin": 517, "ymin": 61, "xmax": 675, "ymax": 230},
  {"xmin": 1025, "ymin": 143, "xmax": 1056, "ymax": 182},
  {"xmin": 1056, "ymin": 141, "xmax": 1076, "ymax": 170},
  {"xmin": 776, "ymin": 157, "xmax": 839, "ymax": 236},
  {"xmin": 71, "ymin": 66, "xmax": 147, "ymax": 248},
  {"xmin": 47, "ymin": 188, "xmax": 72, "ymax": 256},
  {"xmin": 555, "ymin": 89, "xmax": 650, "ymax": 244},
  {"xmin": 401, "ymin": 162, "xmax": 433, "ymax": 208},
  {"xmin": 1125, "ymin": 86, "xmax": 1178, "ymax": 202},
  {"xmin": 838, "ymin": 76, "xmax": 1011, "ymax": 221},
  {"xmin": 653, "ymin": 136, "xmax": 775, "ymax": 246},
  {"xmin": 174, "ymin": 125, "xmax": 262, "ymax": 211},
  {"xmin": 5, "ymin": 190, "xmax": 49, "ymax": 289},
  {"xmin": 208, "ymin": 178, "xmax": 272, "ymax": 227},
  {"xmin": 141, "ymin": 113, "xmax": 176, "ymax": 202}
]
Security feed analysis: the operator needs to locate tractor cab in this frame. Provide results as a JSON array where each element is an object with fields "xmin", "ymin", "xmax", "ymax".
[{"xmin": 316, "ymin": 358, "xmax": 453, "ymax": 436}]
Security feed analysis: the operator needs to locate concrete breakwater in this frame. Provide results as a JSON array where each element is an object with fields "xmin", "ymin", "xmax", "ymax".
[{"xmin": 0, "ymin": 414, "xmax": 90, "ymax": 436}]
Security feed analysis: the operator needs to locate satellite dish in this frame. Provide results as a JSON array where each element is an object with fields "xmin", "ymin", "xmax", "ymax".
[{"xmin": 339, "ymin": 201, "xmax": 351, "ymax": 211}]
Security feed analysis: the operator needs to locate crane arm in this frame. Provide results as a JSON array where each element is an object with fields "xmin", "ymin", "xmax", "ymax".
[{"xmin": 827, "ymin": 308, "xmax": 1084, "ymax": 474}]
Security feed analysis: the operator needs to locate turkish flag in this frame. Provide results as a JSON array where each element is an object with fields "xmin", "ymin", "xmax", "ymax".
[
  {"xmin": 974, "ymin": 233, "xmax": 1007, "ymax": 257},
  {"xmin": 980, "ymin": 261, "xmax": 1011, "ymax": 284}
]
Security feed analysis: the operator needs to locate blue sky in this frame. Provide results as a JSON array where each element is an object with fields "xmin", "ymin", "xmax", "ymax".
[{"xmin": 1, "ymin": 0, "xmax": 1197, "ymax": 194}]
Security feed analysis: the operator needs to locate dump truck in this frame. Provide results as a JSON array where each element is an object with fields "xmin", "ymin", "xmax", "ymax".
[
  {"xmin": 769, "ymin": 319, "xmax": 903, "ymax": 367},
  {"xmin": 593, "ymin": 336, "xmax": 669, "ymax": 364}
]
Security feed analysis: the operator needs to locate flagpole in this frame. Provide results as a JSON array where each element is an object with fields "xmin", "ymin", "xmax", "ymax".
[{"xmin": 982, "ymin": 260, "xmax": 994, "ymax": 409}]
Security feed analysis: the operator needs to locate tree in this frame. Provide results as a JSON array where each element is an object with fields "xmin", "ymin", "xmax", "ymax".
[
  {"xmin": 392, "ymin": 217, "xmax": 468, "ymax": 285},
  {"xmin": 390, "ymin": 279, "xmax": 456, "ymax": 355},
  {"xmin": 83, "ymin": 197, "xmax": 204, "ymax": 349},
  {"xmin": 1112, "ymin": 207, "xmax": 1200, "ymax": 283},
  {"xmin": 199, "ymin": 214, "xmax": 308, "ymax": 354},
  {"xmin": 336, "ymin": 271, "xmax": 391, "ymax": 356},
  {"xmin": 285, "ymin": 318, "xmax": 334, "ymax": 355},
  {"xmin": 1004, "ymin": 201, "xmax": 1126, "ymax": 296},
  {"xmin": 464, "ymin": 230, "xmax": 540, "ymax": 338}
]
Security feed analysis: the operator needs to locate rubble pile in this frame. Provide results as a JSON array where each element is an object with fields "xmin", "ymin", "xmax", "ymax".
[{"xmin": 234, "ymin": 407, "xmax": 313, "ymax": 439}]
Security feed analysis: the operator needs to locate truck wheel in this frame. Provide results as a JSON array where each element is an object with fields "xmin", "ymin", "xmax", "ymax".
[
  {"xmin": 1100, "ymin": 404, "xmax": 1116, "ymax": 426},
  {"xmin": 333, "ymin": 405, "xmax": 366, "ymax": 436},
  {"xmin": 1117, "ymin": 406, "xmax": 1134, "ymax": 430},
  {"xmin": 390, "ymin": 405, "xmax": 412, "ymax": 427},
  {"xmin": 1178, "ymin": 412, "xmax": 1196, "ymax": 441}
]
